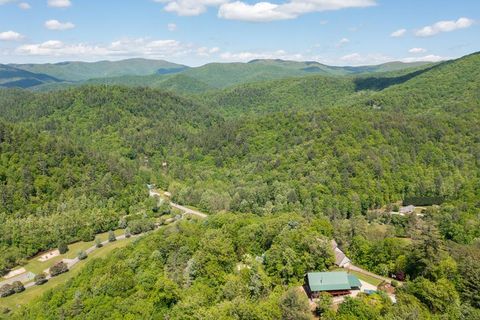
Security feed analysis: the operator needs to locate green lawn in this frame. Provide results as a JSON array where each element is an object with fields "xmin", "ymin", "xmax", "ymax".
[
  {"xmin": 0, "ymin": 237, "xmax": 134, "ymax": 311},
  {"xmin": 347, "ymin": 270, "xmax": 384, "ymax": 287},
  {"xmin": 332, "ymin": 268, "xmax": 384, "ymax": 287},
  {"xmin": 2, "ymin": 229, "xmax": 126, "ymax": 277}
]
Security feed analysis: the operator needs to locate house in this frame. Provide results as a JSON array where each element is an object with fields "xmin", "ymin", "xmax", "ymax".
[
  {"xmin": 305, "ymin": 271, "xmax": 362, "ymax": 298},
  {"xmin": 331, "ymin": 240, "xmax": 351, "ymax": 267},
  {"xmin": 399, "ymin": 205, "xmax": 415, "ymax": 214}
]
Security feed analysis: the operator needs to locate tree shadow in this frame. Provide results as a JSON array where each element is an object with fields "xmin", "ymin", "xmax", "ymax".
[{"xmin": 354, "ymin": 65, "xmax": 438, "ymax": 91}]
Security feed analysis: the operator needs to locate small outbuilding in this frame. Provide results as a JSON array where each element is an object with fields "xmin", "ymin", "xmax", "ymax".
[
  {"xmin": 305, "ymin": 271, "xmax": 361, "ymax": 298},
  {"xmin": 331, "ymin": 240, "xmax": 351, "ymax": 267}
]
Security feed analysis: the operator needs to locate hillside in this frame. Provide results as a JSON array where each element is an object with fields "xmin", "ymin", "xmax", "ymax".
[
  {"xmin": 84, "ymin": 73, "xmax": 213, "ymax": 94},
  {"xmin": 0, "ymin": 86, "xmax": 220, "ymax": 275},
  {"xmin": 11, "ymin": 58, "xmax": 188, "ymax": 82},
  {"xmin": 2, "ymin": 58, "xmax": 434, "ymax": 92},
  {"xmin": 357, "ymin": 52, "xmax": 480, "ymax": 111},
  {"xmin": 248, "ymin": 59, "xmax": 433, "ymax": 75},
  {"xmin": 204, "ymin": 74, "xmax": 356, "ymax": 116},
  {"xmin": 0, "ymin": 65, "xmax": 61, "ymax": 88},
  {"xmin": 0, "ymin": 52, "xmax": 479, "ymax": 319}
]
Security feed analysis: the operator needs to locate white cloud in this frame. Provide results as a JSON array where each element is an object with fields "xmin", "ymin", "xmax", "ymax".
[
  {"xmin": 45, "ymin": 19, "xmax": 75, "ymax": 30},
  {"xmin": 336, "ymin": 37, "xmax": 349, "ymax": 47},
  {"xmin": 218, "ymin": 2, "xmax": 294, "ymax": 21},
  {"xmin": 16, "ymin": 40, "xmax": 108, "ymax": 56},
  {"xmin": 18, "ymin": 2, "xmax": 31, "ymax": 9},
  {"xmin": 156, "ymin": 0, "xmax": 376, "ymax": 20},
  {"xmin": 155, "ymin": 0, "xmax": 227, "ymax": 16},
  {"xmin": 167, "ymin": 23, "xmax": 177, "ymax": 31},
  {"xmin": 339, "ymin": 52, "xmax": 391, "ymax": 65},
  {"xmin": 13, "ymin": 38, "xmax": 219, "ymax": 61},
  {"xmin": 220, "ymin": 49, "xmax": 304, "ymax": 62},
  {"xmin": 401, "ymin": 54, "xmax": 447, "ymax": 63},
  {"xmin": 408, "ymin": 47, "xmax": 426, "ymax": 54},
  {"xmin": 218, "ymin": 0, "xmax": 377, "ymax": 22},
  {"xmin": 196, "ymin": 46, "xmax": 220, "ymax": 57},
  {"xmin": 0, "ymin": 30, "xmax": 24, "ymax": 41},
  {"xmin": 47, "ymin": 0, "xmax": 71, "ymax": 8},
  {"xmin": 415, "ymin": 17, "xmax": 474, "ymax": 37},
  {"xmin": 390, "ymin": 28, "xmax": 406, "ymax": 37}
]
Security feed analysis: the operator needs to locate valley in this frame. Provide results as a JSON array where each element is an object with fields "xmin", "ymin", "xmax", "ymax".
[{"xmin": 0, "ymin": 52, "xmax": 479, "ymax": 319}]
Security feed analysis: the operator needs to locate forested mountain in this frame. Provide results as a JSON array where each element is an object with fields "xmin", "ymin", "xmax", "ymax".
[
  {"xmin": 248, "ymin": 59, "xmax": 431, "ymax": 75},
  {"xmin": 0, "ymin": 65, "xmax": 61, "ymax": 88},
  {"xmin": 11, "ymin": 58, "xmax": 188, "ymax": 82},
  {"xmin": 1, "ymin": 52, "xmax": 479, "ymax": 319},
  {"xmin": 1, "ymin": 58, "xmax": 433, "ymax": 91},
  {"xmin": 84, "ymin": 73, "xmax": 213, "ymax": 94},
  {"xmin": 0, "ymin": 86, "xmax": 220, "ymax": 274}
]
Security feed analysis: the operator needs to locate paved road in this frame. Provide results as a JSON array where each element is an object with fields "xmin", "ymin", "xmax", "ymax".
[
  {"xmin": 0, "ymin": 272, "xmax": 34, "ymax": 287},
  {"xmin": 170, "ymin": 202, "xmax": 208, "ymax": 219},
  {"xmin": 149, "ymin": 188, "xmax": 208, "ymax": 219}
]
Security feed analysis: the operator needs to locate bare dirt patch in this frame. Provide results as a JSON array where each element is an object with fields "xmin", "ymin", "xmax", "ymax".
[
  {"xmin": 38, "ymin": 249, "xmax": 60, "ymax": 262},
  {"xmin": 3, "ymin": 267, "xmax": 26, "ymax": 279}
]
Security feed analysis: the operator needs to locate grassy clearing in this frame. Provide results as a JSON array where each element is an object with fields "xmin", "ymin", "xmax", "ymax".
[
  {"xmin": 6, "ymin": 229, "xmax": 126, "ymax": 277},
  {"xmin": 347, "ymin": 270, "xmax": 383, "ymax": 287},
  {"xmin": 332, "ymin": 268, "xmax": 384, "ymax": 287},
  {"xmin": 0, "ymin": 237, "xmax": 134, "ymax": 311}
]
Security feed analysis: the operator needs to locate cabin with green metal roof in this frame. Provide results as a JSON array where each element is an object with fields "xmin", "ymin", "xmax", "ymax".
[{"xmin": 305, "ymin": 271, "xmax": 362, "ymax": 297}]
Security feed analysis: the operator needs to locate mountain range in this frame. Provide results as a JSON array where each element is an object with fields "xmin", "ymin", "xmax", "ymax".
[{"xmin": 0, "ymin": 58, "xmax": 434, "ymax": 92}]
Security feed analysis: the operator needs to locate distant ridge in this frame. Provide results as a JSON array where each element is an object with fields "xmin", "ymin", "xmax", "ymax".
[
  {"xmin": 0, "ymin": 64, "xmax": 61, "ymax": 88},
  {"xmin": 0, "ymin": 55, "xmax": 453, "ymax": 91},
  {"xmin": 10, "ymin": 58, "xmax": 188, "ymax": 82}
]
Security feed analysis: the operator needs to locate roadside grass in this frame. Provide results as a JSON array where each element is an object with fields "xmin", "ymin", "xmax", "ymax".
[
  {"xmin": 6, "ymin": 229, "xmax": 126, "ymax": 277},
  {"xmin": 0, "ymin": 237, "xmax": 134, "ymax": 311}
]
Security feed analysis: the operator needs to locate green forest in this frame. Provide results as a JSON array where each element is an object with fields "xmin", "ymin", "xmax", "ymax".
[{"xmin": 0, "ymin": 52, "xmax": 479, "ymax": 319}]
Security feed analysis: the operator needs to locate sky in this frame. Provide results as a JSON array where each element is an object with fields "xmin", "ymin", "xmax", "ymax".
[{"xmin": 0, "ymin": 0, "xmax": 478, "ymax": 66}]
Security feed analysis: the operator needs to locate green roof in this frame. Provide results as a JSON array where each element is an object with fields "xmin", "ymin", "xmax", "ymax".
[
  {"xmin": 307, "ymin": 272, "xmax": 361, "ymax": 292},
  {"xmin": 348, "ymin": 274, "xmax": 362, "ymax": 288}
]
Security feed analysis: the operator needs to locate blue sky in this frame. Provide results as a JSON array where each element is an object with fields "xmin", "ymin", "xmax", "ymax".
[{"xmin": 0, "ymin": 0, "xmax": 478, "ymax": 66}]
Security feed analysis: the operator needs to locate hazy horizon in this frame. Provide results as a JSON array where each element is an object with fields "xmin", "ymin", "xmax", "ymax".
[{"xmin": 0, "ymin": 0, "xmax": 478, "ymax": 66}]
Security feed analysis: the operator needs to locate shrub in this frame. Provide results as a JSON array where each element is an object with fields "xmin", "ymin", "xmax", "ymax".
[
  {"xmin": 95, "ymin": 237, "xmax": 103, "ymax": 248},
  {"xmin": 11, "ymin": 281, "xmax": 25, "ymax": 293},
  {"xmin": 395, "ymin": 271, "xmax": 406, "ymax": 281},
  {"xmin": 119, "ymin": 218, "xmax": 127, "ymax": 229},
  {"xmin": 159, "ymin": 202, "xmax": 171, "ymax": 215},
  {"xmin": 58, "ymin": 241, "xmax": 69, "ymax": 254},
  {"xmin": 0, "ymin": 284, "xmax": 14, "ymax": 298},
  {"xmin": 279, "ymin": 288, "xmax": 312, "ymax": 320},
  {"xmin": 128, "ymin": 219, "xmax": 155, "ymax": 235},
  {"xmin": 34, "ymin": 273, "xmax": 48, "ymax": 285},
  {"xmin": 79, "ymin": 228, "xmax": 95, "ymax": 242},
  {"xmin": 391, "ymin": 280, "xmax": 399, "ymax": 287},
  {"xmin": 50, "ymin": 261, "xmax": 69, "ymax": 277},
  {"xmin": 108, "ymin": 231, "xmax": 116, "ymax": 242},
  {"xmin": 77, "ymin": 250, "xmax": 88, "ymax": 260},
  {"xmin": 125, "ymin": 227, "xmax": 131, "ymax": 238},
  {"xmin": 316, "ymin": 292, "xmax": 333, "ymax": 316}
]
